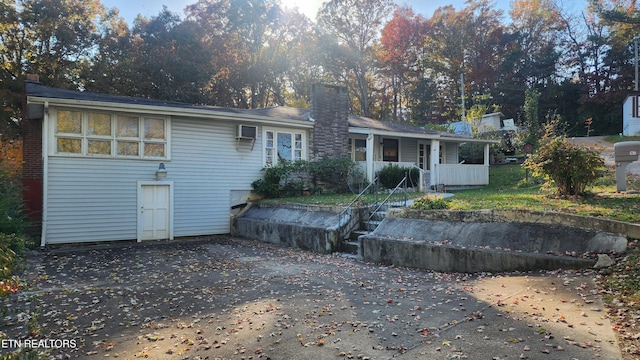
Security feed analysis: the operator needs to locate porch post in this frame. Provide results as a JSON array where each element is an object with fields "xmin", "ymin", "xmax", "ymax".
[
  {"xmin": 485, "ymin": 143, "xmax": 492, "ymax": 185},
  {"xmin": 430, "ymin": 140, "xmax": 440, "ymax": 188},
  {"xmin": 484, "ymin": 143, "xmax": 490, "ymax": 166},
  {"xmin": 366, "ymin": 134, "xmax": 375, "ymax": 182}
]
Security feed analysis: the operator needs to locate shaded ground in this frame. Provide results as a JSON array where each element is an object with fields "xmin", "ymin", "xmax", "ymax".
[{"xmin": 1, "ymin": 237, "xmax": 621, "ymax": 359}]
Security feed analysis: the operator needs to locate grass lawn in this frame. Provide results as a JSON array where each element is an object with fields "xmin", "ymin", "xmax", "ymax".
[{"xmin": 264, "ymin": 163, "xmax": 640, "ymax": 224}]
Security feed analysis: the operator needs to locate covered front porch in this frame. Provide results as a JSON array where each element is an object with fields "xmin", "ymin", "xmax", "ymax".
[{"xmin": 348, "ymin": 129, "xmax": 495, "ymax": 191}]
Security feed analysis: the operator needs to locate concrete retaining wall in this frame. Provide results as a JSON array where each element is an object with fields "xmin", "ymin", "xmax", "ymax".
[
  {"xmin": 361, "ymin": 235, "xmax": 596, "ymax": 273},
  {"xmin": 359, "ymin": 215, "xmax": 627, "ymax": 272},
  {"xmin": 233, "ymin": 205, "xmax": 634, "ymax": 272},
  {"xmin": 232, "ymin": 203, "xmax": 359, "ymax": 254},
  {"xmin": 388, "ymin": 208, "xmax": 640, "ymax": 239}
]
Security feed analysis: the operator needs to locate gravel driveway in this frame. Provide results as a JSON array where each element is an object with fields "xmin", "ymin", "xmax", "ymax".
[{"xmin": 1, "ymin": 236, "xmax": 621, "ymax": 359}]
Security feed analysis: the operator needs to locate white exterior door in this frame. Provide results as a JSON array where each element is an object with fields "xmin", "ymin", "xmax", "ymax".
[{"xmin": 138, "ymin": 183, "xmax": 172, "ymax": 241}]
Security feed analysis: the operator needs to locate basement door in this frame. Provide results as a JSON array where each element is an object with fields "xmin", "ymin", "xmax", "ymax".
[{"xmin": 138, "ymin": 182, "xmax": 173, "ymax": 241}]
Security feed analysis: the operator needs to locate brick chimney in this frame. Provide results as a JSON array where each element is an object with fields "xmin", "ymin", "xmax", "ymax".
[
  {"xmin": 26, "ymin": 73, "xmax": 40, "ymax": 82},
  {"xmin": 310, "ymin": 84, "xmax": 349, "ymax": 161}
]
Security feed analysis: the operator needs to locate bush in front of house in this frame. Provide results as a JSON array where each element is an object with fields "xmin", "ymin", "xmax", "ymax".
[
  {"xmin": 377, "ymin": 164, "xmax": 419, "ymax": 190},
  {"xmin": 251, "ymin": 158, "xmax": 362, "ymax": 198},
  {"xmin": 310, "ymin": 157, "xmax": 361, "ymax": 194},
  {"xmin": 251, "ymin": 161, "xmax": 303, "ymax": 198}
]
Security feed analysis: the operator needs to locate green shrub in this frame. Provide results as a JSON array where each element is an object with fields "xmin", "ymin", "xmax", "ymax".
[
  {"xmin": 0, "ymin": 167, "xmax": 26, "ymax": 236},
  {"xmin": 378, "ymin": 164, "xmax": 419, "ymax": 189},
  {"xmin": 251, "ymin": 178, "xmax": 280, "ymax": 198},
  {"xmin": 411, "ymin": 194, "xmax": 450, "ymax": 210},
  {"xmin": 310, "ymin": 157, "xmax": 361, "ymax": 193},
  {"xmin": 252, "ymin": 158, "xmax": 361, "ymax": 198},
  {"xmin": 252, "ymin": 164, "xmax": 284, "ymax": 198},
  {"xmin": 523, "ymin": 119, "xmax": 604, "ymax": 196},
  {"xmin": 251, "ymin": 162, "xmax": 307, "ymax": 198},
  {"xmin": 0, "ymin": 165, "xmax": 29, "ymax": 298}
]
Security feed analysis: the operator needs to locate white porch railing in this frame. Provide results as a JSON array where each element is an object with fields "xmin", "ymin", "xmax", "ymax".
[
  {"xmin": 356, "ymin": 161, "xmax": 489, "ymax": 188},
  {"xmin": 436, "ymin": 164, "xmax": 489, "ymax": 186}
]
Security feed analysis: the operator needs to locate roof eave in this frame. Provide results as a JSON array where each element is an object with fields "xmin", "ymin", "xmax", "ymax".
[
  {"xmin": 27, "ymin": 96, "xmax": 314, "ymax": 128},
  {"xmin": 348, "ymin": 126, "xmax": 497, "ymax": 144}
]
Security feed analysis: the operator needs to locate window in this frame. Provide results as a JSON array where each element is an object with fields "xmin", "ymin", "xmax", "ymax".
[
  {"xmin": 264, "ymin": 129, "xmax": 305, "ymax": 165},
  {"xmin": 348, "ymin": 137, "xmax": 366, "ymax": 161},
  {"xmin": 382, "ymin": 138, "xmax": 399, "ymax": 162},
  {"xmin": 418, "ymin": 143, "xmax": 430, "ymax": 170},
  {"xmin": 54, "ymin": 109, "xmax": 168, "ymax": 159},
  {"xmin": 56, "ymin": 110, "xmax": 83, "ymax": 154}
]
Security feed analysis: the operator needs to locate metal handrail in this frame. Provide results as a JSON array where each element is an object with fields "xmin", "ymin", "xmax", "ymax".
[
  {"xmin": 338, "ymin": 177, "xmax": 378, "ymax": 228},
  {"xmin": 368, "ymin": 175, "xmax": 408, "ymax": 222}
]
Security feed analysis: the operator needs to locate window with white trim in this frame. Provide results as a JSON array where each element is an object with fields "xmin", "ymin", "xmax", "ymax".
[
  {"xmin": 348, "ymin": 137, "xmax": 366, "ymax": 161},
  {"xmin": 54, "ymin": 109, "xmax": 169, "ymax": 159},
  {"xmin": 264, "ymin": 129, "xmax": 305, "ymax": 165}
]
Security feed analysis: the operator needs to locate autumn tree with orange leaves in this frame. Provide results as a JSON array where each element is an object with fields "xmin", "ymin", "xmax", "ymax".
[
  {"xmin": 0, "ymin": 138, "xmax": 22, "ymax": 175},
  {"xmin": 380, "ymin": 6, "xmax": 430, "ymax": 122}
]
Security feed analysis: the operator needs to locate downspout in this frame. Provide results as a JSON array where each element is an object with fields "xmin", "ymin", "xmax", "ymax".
[{"xmin": 40, "ymin": 102, "xmax": 49, "ymax": 249}]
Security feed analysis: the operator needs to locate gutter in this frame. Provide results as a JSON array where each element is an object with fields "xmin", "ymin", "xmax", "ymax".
[
  {"xmin": 348, "ymin": 127, "xmax": 499, "ymax": 144},
  {"xmin": 27, "ymin": 96, "xmax": 315, "ymax": 129}
]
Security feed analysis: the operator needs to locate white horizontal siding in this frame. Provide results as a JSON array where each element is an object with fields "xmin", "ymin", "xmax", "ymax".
[
  {"xmin": 170, "ymin": 118, "xmax": 264, "ymax": 237},
  {"xmin": 45, "ymin": 158, "xmax": 156, "ymax": 243},
  {"xmin": 44, "ymin": 117, "xmax": 269, "ymax": 244},
  {"xmin": 400, "ymin": 138, "xmax": 417, "ymax": 164}
]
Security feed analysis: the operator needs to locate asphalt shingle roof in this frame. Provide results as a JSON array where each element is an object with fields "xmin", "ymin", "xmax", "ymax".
[{"xmin": 25, "ymin": 81, "xmax": 472, "ymax": 139}]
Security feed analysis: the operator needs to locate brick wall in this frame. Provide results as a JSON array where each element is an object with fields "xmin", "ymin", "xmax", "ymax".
[
  {"xmin": 311, "ymin": 84, "xmax": 349, "ymax": 161},
  {"xmin": 21, "ymin": 80, "xmax": 43, "ymax": 222}
]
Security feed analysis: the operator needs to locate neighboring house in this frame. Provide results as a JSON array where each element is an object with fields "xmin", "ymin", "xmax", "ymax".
[
  {"xmin": 448, "ymin": 112, "xmax": 517, "ymax": 136},
  {"xmin": 478, "ymin": 112, "xmax": 504, "ymax": 132},
  {"xmin": 446, "ymin": 121, "xmax": 472, "ymax": 136},
  {"xmin": 623, "ymin": 93, "xmax": 640, "ymax": 136},
  {"xmin": 22, "ymin": 79, "xmax": 495, "ymax": 246},
  {"xmin": 476, "ymin": 112, "xmax": 518, "ymax": 134}
]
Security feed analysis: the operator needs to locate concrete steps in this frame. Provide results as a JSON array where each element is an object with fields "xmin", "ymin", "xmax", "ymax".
[
  {"xmin": 340, "ymin": 201, "xmax": 410, "ymax": 258},
  {"xmin": 340, "ymin": 209, "xmax": 387, "ymax": 258}
]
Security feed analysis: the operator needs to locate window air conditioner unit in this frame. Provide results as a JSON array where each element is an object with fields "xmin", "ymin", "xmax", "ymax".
[{"xmin": 237, "ymin": 125, "xmax": 257, "ymax": 139}]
